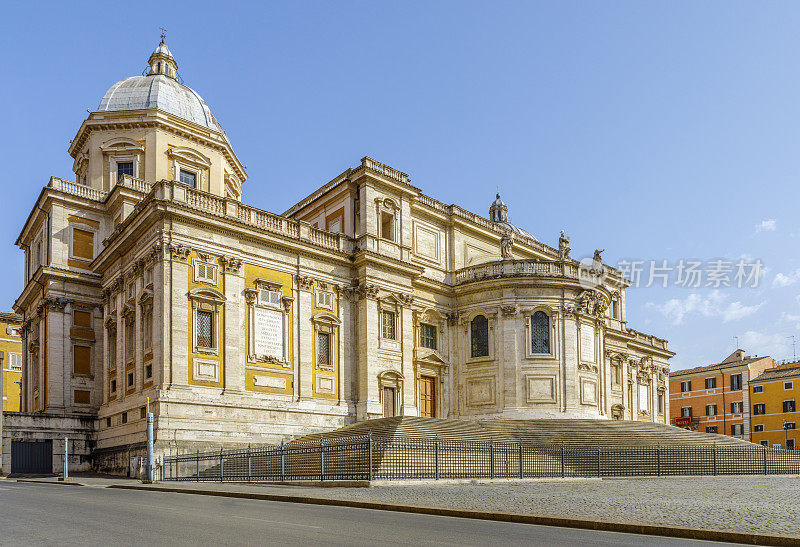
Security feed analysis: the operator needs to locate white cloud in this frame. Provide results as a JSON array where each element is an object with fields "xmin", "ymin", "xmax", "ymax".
[
  {"xmin": 648, "ymin": 290, "xmax": 763, "ymax": 325},
  {"xmin": 739, "ymin": 330, "xmax": 792, "ymax": 359},
  {"xmin": 772, "ymin": 269, "xmax": 800, "ymax": 288},
  {"xmin": 755, "ymin": 219, "xmax": 777, "ymax": 232}
]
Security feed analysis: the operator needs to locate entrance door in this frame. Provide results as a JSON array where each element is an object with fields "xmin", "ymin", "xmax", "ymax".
[
  {"xmin": 383, "ymin": 387, "xmax": 396, "ymax": 417},
  {"xmin": 419, "ymin": 376, "xmax": 436, "ymax": 418},
  {"xmin": 11, "ymin": 440, "xmax": 53, "ymax": 474}
]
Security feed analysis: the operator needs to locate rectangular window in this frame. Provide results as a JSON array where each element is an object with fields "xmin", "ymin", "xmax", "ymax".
[
  {"xmin": 785, "ymin": 422, "xmax": 796, "ymax": 430},
  {"xmin": 380, "ymin": 211, "xmax": 394, "ymax": 241},
  {"xmin": 196, "ymin": 310, "xmax": 214, "ymax": 348},
  {"xmin": 74, "ymin": 390, "xmax": 90, "ymax": 405},
  {"xmin": 754, "ymin": 403, "xmax": 766, "ymax": 415},
  {"xmin": 194, "ymin": 261, "xmax": 218, "ymax": 285},
  {"xmin": 680, "ymin": 380, "xmax": 691, "ymax": 393},
  {"xmin": 786, "ymin": 382, "xmax": 794, "ymax": 390},
  {"xmin": 317, "ymin": 332, "xmax": 330, "ymax": 366},
  {"xmin": 681, "ymin": 407, "xmax": 692, "ymax": 418},
  {"xmin": 754, "ymin": 424, "xmax": 764, "ymax": 432},
  {"xmin": 142, "ymin": 309, "xmax": 153, "ymax": 351},
  {"xmin": 420, "ymin": 323, "xmax": 437, "ymax": 350},
  {"xmin": 705, "ymin": 377, "xmax": 717, "ymax": 389},
  {"xmin": 611, "ymin": 364, "xmax": 621, "ymax": 386},
  {"xmin": 145, "ymin": 363, "xmax": 152, "ymax": 380},
  {"xmin": 179, "ymin": 169, "xmax": 197, "ymax": 188},
  {"xmin": 382, "ymin": 310, "xmax": 396, "ymax": 340},
  {"xmin": 140, "ymin": 407, "xmax": 146, "ymax": 420},
  {"xmin": 730, "ymin": 373, "xmax": 742, "ymax": 391},
  {"xmin": 788, "ymin": 439, "xmax": 796, "ymax": 450},
  {"xmin": 145, "ymin": 266, "xmax": 153, "ymax": 286},
  {"xmin": 731, "ymin": 401, "xmax": 744, "ymax": 414},
  {"xmin": 9, "ymin": 353, "xmax": 22, "ymax": 371},
  {"xmin": 73, "ymin": 345, "xmax": 91, "ymax": 375},
  {"xmin": 110, "ymin": 379, "xmax": 117, "ymax": 394},
  {"xmin": 108, "ymin": 331, "xmax": 117, "ymax": 370},
  {"xmin": 117, "ymin": 161, "xmax": 134, "ymax": 178},
  {"xmin": 259, "ymin": 289, "xmax": 282, "ymax": 306},
  {"xmin": 127, "ymin": 371, "xmax": 134, "ymax": 389},
  {"xmin": 731, "ymin": 424, "xmax": 744, "ymax": 436},
  {"xmin": 71, "ymin": 227, "xmax": 94, "ymax": 261},
  {"xmin": 121, "ymin": 412, "xmax": 127, "ymax": 424},
  {"xmin": 106, "ymin": 417, "xmax": 111, "ymax": 428},
  {"xmin": 657, "ymin": 392, "xmax": 665, "ymax": 414},
  {"xmin": 706, "ymin": 404, "xmax": 717, "ymax": 416},
  {"xmin": 73, "ymin": 310, "xmax": 92, "ymax": 328},
  {"xmin": 315, "ymin": 290, "xmax": 333, "ymax": 310},
  {"xmin": 760, "ymin": 440, "xmax": 769, "ymax": 447},
  {"xmin": 783, "ymin": 400, "xmax": 796, "ymax": 413},
  {"xmin": 125, "ymin": 320, "xmax": 134, "ymax": 361},
  {"xmin": 705, "ymin": 426, "xmax": 718, "ymax": 433},
  {"xmin": 753, "ymin": 385, "xmax": 764, "ymax": 394}
]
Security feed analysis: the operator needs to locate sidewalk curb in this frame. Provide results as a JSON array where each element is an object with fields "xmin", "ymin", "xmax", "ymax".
[
  {"xmin": 15, "ymin": 479, "xmax": 85, "ymax": 487},
  {"xmin": 107, "ymin": 484, "xmax": 795, "ymax": 546}
]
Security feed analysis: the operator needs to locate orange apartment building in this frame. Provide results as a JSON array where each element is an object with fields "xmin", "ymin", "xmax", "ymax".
[{"xmin": 669, "ymin": 350, "xmax": 774, "ymax": 441}]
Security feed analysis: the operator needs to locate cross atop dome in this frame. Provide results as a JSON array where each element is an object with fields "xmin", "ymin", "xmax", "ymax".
[{"xmin": 147, "ymin": 32, "xmax": 178, "ymax": 80}]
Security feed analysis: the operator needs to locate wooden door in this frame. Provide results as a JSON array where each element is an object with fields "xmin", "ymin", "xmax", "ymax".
[
  {"xmin": 383, "ymin": 387, "xmax": 396, "ymax": 417},
  {"xmin": 419, "ymin": 376, "xmax": 436, "ymax": 418}
]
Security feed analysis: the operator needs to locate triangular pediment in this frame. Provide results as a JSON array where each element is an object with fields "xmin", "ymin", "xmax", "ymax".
[{"xmin": 416, "ymin": 350, "xmax": 447, "ymax": 365}]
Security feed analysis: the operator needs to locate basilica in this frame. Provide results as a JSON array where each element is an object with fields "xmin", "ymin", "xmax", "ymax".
[{"xmin": 12, "ymin": 38, "xmax": 673, "ymax": 470}]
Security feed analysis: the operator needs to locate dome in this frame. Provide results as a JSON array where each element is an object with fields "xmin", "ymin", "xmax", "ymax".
[
  {"xmin": 96, "ymin": 38, "xmax": 223, "ymax": 132},
  {"xmin": 98, "ymin": 75, "xmax": 223, "ymax": 131},
  {"xmin": 488, "ymin": 191, "xmax": 537, "ymax": 241},
  {"xmin": 497, "ymin": 221, "xmax": 537, "ymax": 241}
]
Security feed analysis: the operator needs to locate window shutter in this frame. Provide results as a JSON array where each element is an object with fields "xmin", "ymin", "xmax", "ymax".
[
  {"xmin": 73, "ymin": 346, "xmax": 91, "ymax": 375},
  {"xmin": 72, "ymin": 227, "xmax": 94, "ymax": 260}
]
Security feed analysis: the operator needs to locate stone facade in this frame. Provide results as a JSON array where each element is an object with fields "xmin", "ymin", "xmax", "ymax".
[{"xmin": 12, "ymin": 39, "xmax": 674, "ymax": 471}]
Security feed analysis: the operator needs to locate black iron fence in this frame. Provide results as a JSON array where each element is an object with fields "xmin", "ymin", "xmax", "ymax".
[{"xmin": 159, "ymin": 434, "xmax": 800, "ymax": 482}]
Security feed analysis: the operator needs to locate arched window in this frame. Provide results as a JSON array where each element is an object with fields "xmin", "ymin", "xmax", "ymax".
[
  {"xmin": 470, "ymin": 315, "xmax": 489, "ymax": 358},
  {"xmin": 530, "ymin": 311, "xmax": 550, "ymax": 353}
]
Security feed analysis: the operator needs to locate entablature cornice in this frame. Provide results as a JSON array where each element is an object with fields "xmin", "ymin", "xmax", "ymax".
[{"xmin": 68, "ymin": 111, "xmax": 246, "ymax": 181}]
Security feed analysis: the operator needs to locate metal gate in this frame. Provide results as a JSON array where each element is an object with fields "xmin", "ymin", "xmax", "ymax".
[{"xmin": 11, "ymin": 440, "xmax": 53, "ymax": 474}]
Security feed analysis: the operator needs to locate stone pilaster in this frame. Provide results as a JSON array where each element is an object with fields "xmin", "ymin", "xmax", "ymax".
[
  {"xmin": 169, "ymin": 250, "xmax": 190, "ymax": 386},
  {"xmin": 400, "ymin": 300, "xmax": 417, "ymax": 416},
  {"xmin": 297, "ymin": 276, "xmax": 314, "ymax": 400},
  {"xmin": 222, "ymin": 261, "xmax": 244, "ymax": 393}
]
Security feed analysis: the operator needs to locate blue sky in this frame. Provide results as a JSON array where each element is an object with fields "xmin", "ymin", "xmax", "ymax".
[{"xmin": 2, "ymin": 1, "xmax": 800, "ymax": 370}]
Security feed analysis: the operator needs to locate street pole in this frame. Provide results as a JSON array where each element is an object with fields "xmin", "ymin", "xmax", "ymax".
[
  {"xmin": 144, "ymin": 396, "xmax": 155, "ymax": 483},
  {"xmin": 63, "ymin": 436, "xmax": 69, "ymax": 480}
]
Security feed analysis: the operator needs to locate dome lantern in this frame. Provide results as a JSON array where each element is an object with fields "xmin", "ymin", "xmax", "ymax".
[
  {"xmin": 489, "ymin": 192, "xmax": 508, "ymax": 223},
  {"xmin": 147, "ymin": 31, "xmax": 178, "ymax": 79}
]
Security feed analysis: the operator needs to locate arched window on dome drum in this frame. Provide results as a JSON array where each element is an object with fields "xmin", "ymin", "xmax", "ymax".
[
  {"xmin": 470, "ymin": 315, "xmax": 489, "ymax": 358},
  {"xmin": 530, "ymin": 311, "xmax": 550, "ymax": 354}
]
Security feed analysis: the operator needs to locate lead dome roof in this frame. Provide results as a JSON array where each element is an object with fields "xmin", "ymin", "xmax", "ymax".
[{"xmin": 96, "ymin": 40, "xmax": 223, "ymax": 132}]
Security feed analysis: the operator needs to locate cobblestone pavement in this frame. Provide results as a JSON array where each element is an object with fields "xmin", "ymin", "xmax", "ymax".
[
  {"xmin": 164, "ymin": 475, "xmax": 800, "ymax": 538},
  {"xmin": 15, "ymin": 474, "xmax": 800, "ymax": 538},
  {"xmin": 316, "ymin": 476, "xmax": 800, "ymax": 538}
]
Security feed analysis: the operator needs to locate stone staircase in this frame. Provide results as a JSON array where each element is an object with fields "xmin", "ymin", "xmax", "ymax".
[
  {"xmin": 297, "ymin": 416, "xmax": 755, "ymax": 448},
  {"xmin": 171, "ymin": 418, "xmax": 796, "ymax": 481}
]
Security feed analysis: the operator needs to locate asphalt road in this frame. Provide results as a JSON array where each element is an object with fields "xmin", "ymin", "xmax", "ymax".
[{"xmin": 0, "ymin": 481, "xmax": 740, "ymax": 546}]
